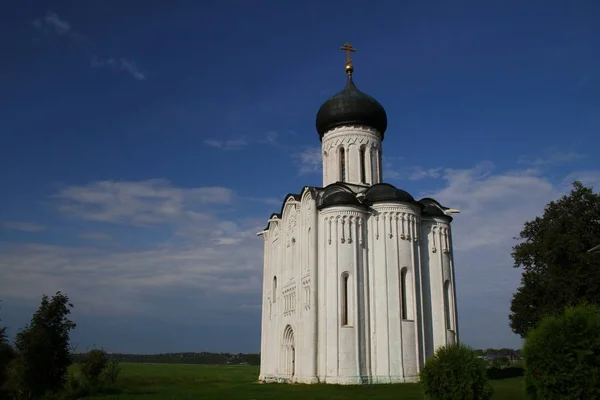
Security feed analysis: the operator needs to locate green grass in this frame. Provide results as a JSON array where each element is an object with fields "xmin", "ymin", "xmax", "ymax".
[{"xmin": 87, "ymin": 363, "xmax": 525, "ymax": 399}]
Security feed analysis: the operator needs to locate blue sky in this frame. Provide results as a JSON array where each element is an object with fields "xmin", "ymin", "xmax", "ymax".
[{"xmin": 0, "ymin": 0, "xmax": 599, "ymax": 353}]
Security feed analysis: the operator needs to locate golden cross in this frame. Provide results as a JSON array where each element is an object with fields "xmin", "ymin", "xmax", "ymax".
[{"xmin": 340, "ymin": 42, "xmax": 356, "ymax": 66}]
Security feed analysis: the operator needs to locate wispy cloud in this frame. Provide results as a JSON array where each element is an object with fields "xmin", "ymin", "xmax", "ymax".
[
  {"xmin": 562, "ymin": 170, "xmax": 600, "ymax": 191},
  {"xmin": 0, "ymin": 181, "xmax": 264, "ymax": 322},
  {"xmin": 245, "ymin": 196, "xmax": 283, "ymax": 207},
  {"xmin": 33, "ymin": 12, "xmax": 71, "ymax": 35},
  {"xmin": 54, "ymin": 179, "xmax": 234, "ymax": 226},
  {"xmin": 204, "ymin": 130, "xmax": 296, "ymax": 151},
  {"xmin": 262, "ymin": 131, "xmax": 279, "ymax": 144},
  {"xmin": 576, "ymin": 75, "xmax": 590, "ymax": 89},
  {"xmin": 294, "ymin": 147, "xmax": 322, "ymax": 175},
  {"xmin": 518, "ymin": 148, "xmax": 586, "ymax": 167},
  {"xmin": 32, "ymin": 11, "xmax": 146, "ymax": 81},
  {"xmin": 387, "ymin": 166, "xmax": 443, "ymax": 181},
  {"xmin": 203, "ymin": 138, "xmax": 249, "ymax": 151},
  {"xmin": 2, "ymin": 163, "xmax": 599, "ymax": 350},
  {"xmin": 383, "ymin": 156, "xmax": 442, "ymax": 181},
  {"xmin": 418, "ymin": 162, "xmax": 587, "ymax": 347},
  {"xmin": 79, "ymin": 232, "xmax": 112, "ymax": 241},
  {"xmin": 91, "ymin": 56, "xmax": 146, "ymax": 81},
  {"xmin": 1, "ymin": 221, "xmax": 47, "ymax": 232}
]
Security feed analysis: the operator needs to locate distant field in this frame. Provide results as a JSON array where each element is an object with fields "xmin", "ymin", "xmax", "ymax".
[{"xmin": 88, "ymin": 363, "xmax": 525, "ymax": 399}]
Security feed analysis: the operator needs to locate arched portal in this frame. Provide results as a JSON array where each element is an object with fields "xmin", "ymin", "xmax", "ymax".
[{"xmin": 282, "ymin": 325, "xmax": 295, "ymax": 378}]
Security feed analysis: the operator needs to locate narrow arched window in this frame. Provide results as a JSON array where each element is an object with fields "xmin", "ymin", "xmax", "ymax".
[
  {"xmin": 444, "ymin": 280, "xmax": 452, "ymax": 330},
  {"xmin": 306, "ymin": 228, "xmax": 312, "ymax": 272},
  {"xmin": 341, "ymin": 273, "xmax": 349, "ymax": 326},
  {"xmin": 273, "ymin": 276, "xmax": 277, "ymax": 303},
  {"xmin": 339, "ymin": 147, "xmax": 346, "ymax": 182},
  {"xmin": 377, "ymin": 149, "xmax": 382, "ymax": 181},
  {"xmin": 401, "ymin": 268, "xmax": 408, "ymax": 320},
  {"xmin": 370, "ymin": 148, "xmax": 377, "ymax": 183},
  {"xmin": 359, "ymin": 146, "xmax": 366, "ymax": 183}
]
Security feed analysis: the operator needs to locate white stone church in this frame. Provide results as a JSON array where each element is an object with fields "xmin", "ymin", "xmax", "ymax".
[{"xmin": 257, "ymin": 44, "xmax": 460, "ymax": 385}]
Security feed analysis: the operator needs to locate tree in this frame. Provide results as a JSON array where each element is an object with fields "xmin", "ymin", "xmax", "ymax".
[
  {"xmin": 12, "ymin": 292, "xmax": 76, "ymax": 399},
  {"xmin": 509, "ymin": 181, "xmax": 600, "ymax": 338},
  {"xmin": 0, "ymin": 301, "xmax": 7, "ymax": 344},
  {"xmin": 522, "ymin": 303, "xmax": 600, "ymax": 399},
  {"xmin": 490, "ymin": 356, "xmax": 510, "ymax": 369},
  {"xmin": 0, "ymin": 301, "xmax": 16, "ymax": 399}
]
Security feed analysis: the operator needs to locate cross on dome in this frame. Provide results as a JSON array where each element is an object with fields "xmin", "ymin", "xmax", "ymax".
[{"xmin": 340, "ymin": 42, "xmax": 356, "ymax": 73}]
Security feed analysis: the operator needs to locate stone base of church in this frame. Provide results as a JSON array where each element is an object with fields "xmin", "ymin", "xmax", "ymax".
[
  {"xmin": 258, "ymin": 374, "xmax": 419, "ymax": 385},
  {"xmin": 259, "ymin": 375, "xmax": 319, "ymax": 384},
  {"xmin": 320, "ymin": 375, "xmax": 419, "ymax": 385}
]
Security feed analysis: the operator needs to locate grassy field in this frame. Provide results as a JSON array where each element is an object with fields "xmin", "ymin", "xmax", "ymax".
[{"xmin": 88, "ymin": 363, "xmax": 525, "ymax": 399}]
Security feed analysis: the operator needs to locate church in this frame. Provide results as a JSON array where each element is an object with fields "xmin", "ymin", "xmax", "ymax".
[{"xmin": 257, "ymin": 43, "xmax": 460, "ymax": 385}]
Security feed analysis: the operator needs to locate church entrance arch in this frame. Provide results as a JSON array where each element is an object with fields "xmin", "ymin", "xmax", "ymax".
[{"xmin": 282, "ymin": 325, "xmax": 295, "ymax": 378}]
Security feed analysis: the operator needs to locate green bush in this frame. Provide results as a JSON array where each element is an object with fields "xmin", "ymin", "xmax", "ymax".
[
  {"xmin": 420, "ymin": 343, "xmax": 493, "ymax": 400},
  {"xmin": 61, "ymin": 349, "xmax": 121, "ymax": 399},
  {"xmin": 522, "ymin": 303, "xmax": 600, "ymax": 400},
  {"xmin": 80, "ymin": 349, "xmax": 108, "ymax": 387}
]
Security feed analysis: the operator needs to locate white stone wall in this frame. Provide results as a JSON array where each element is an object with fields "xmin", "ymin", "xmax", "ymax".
[
  {"xmin": 259, "ymin": 196, "xmax": 459, "ymax": 385},
  {"xmin": 366, "ymin": 203, "xmax": 422, "ymax": 383},
  {"xmin": 259, "ymin": 192, "xmax": 318, "ymax": 384},
  {"xmin": 321, "ymin": 125, "xmax": 382, "ymax": 187},
  {"xmin": 420, "ymin": 217, "xmax": 458, "ymax": 360},
  {"xmin": 317, "ymin": 206, "xmax": 368, "ymax": 384}
]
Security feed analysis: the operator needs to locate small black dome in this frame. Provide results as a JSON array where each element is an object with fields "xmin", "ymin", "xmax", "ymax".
[
  {"xmin": 419, "ymin": 198, "xmax": 453, "ymax": 221},
  {"xmin": 422, "ymin": 204, "xmax": 446, "ymax": 217},
  {"xmin": 321, "ymin": 191, "xmax": 362, "ymax": 209},
  {"xmin": 315, "ymin": 74, "xmax": 387, "ymax": 140},
  {"xmin": 316, "ymin": 183, "xmax": 364, "ymax": 210},
  {"xmin": 363, "ymin": 183, "xmax": 415, "ymax": 205}
]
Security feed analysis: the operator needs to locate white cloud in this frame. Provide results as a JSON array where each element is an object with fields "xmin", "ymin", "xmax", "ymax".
[
  {"xmin": 0, "ymin": 236, "xmax": 263, "ymax": 318},
  {"xmin": 382, "ymin": 156, "xmax": 442, "ymax": 182},
  {"xmin": 387, "ymin": 166, "xmax": 443, "ymax": 181},
  {"xmin": 204, "ymin": 130, "xmax": 297, "ymax": 151},
  {"xmin": 91, "ymin": 57, "xmax": 146, "ymax": 81},
  {"xmin": 246, "ymin": 196, "xmax": 283, "ymax": 207},
  {"xmin": 518, "ymin": 148, "xmax": 586, "ymax": 166},
  {"xmin": 54, "ymin": 179, "xmax": 234, "ymax": 225},
  {"xmin": 1, "ymin": 221, "xmax": 46, "ymax": 232},
  {"xmin": 203, "ymin": 138, "xmax": 248, "ymax": 151},
  {"xmin": 2, "ymin": 164, "xmax": 598, "ymax": 350},
  {"xmin": 79, "ymin": 232, "xmax": 112, "ymax": 240},
  {"xmin": 416, "ymin": 161, "xmax": 600, "ymax": 348},
  {"xmin": 263, "ymin": 131, "xmax": 279, "ymax": 144},
  {"xmin": 0, "ymin": 180, "xmax": 263, "ymax": 319},
  {"xmin": 425, "ymin": 162, "xmax": 557, "ymax": 252},
  {"xmin": 295, "ymin": 147, "xmax": 322, "ymax": 175},
  {"xmin": 32, "ymin": 11, "xmax": 145, "ymax": 81},
  {"xmin": 562, "ymin": 170, "xmax": 600, "ymax": 191},
  {"xmin": 33, "ymin": 12, "xmax": 71, "ymax": 35}
]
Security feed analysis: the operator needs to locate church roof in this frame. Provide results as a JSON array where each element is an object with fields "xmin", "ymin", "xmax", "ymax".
[
  {"xmin": 363, "ymin": 183, "xmax": 416, "ymax": 206},
  {"xmin": 315, "ymin": 71, "xmax": 387, "ymax": 140},
  {"xmin": 260, "ymin": 184, "xmax": 454, "ymax": 232},
  {"xmin": 316, "ymin": 182, "xmax": 366, "ymax": 210},
  {"xmin": 418, "ymin": 197, "xmax": 454, "ymax": 221}
]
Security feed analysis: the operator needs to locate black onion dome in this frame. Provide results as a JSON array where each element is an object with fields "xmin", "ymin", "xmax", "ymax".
[
  {"xmin": 363, "ymin": 183, "xmax": 416, "ymax": 205},
  {"xmin": 315, "ymin": 74, "xmax": 387, "ymax": 140},
  {"xmin": 316, "ymin": 183, "xmax": 364, "ymax": 210}
]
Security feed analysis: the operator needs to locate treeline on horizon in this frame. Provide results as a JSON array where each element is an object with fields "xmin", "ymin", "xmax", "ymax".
[
  {"xmin": 72, "ymin": 352, "xmax": 261, "ymax": 365},
  {"xmin": 71, "ymin": 348, "xmax": 519, "ymax": 365}
]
